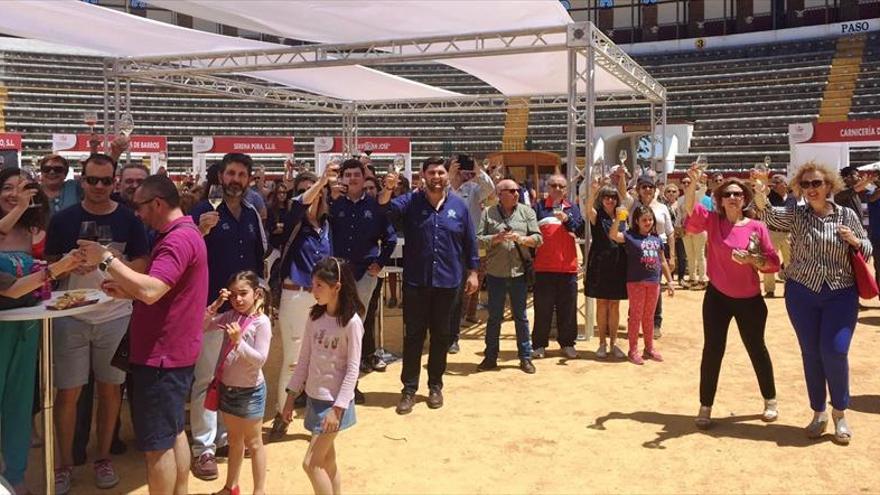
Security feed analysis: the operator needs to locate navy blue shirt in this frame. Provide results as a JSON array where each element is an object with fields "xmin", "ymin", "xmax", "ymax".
[
  {"xmin": 284, "ymin": 196, "xmax": 331, "ymax": 289},
  {"xmin": 46, "ymin": 203, "xmax": 150, "ymax": 261},
  {"xmin": 329, "ymin": 194, "xmax": 397, "ymax": 280},
  {"xmin": 191, "ymin": 199, "xmax": 267, "ymax": 304},
  {"xmin": 624, "ymin": 231, "xmax": 663, "ymax": 283},
  {"xmin": 385, "ymin": 191, "xmax": 479, "ymax": 289},
  {"xmin": 868, "ymin": 195, "xmax": 880, "ymax": 244}
]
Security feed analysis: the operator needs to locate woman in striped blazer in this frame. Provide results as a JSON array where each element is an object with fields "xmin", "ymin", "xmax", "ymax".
[{"xmin": 754, "ymin": 161, "xmax": 871, "ymax": 445}]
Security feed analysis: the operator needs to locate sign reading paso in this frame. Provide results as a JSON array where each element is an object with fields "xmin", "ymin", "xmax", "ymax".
[
  {"xmin": 314, "ymin": 136, "xmax": 410, "ymax": 154},
  {"xmin": 52, "ymin": 134, "xmax": 167, "ymax": 153},
  {"xmin": 791, "ymin": 120, "xmax": 880, "ymax": 144},
  {"xmin": 193, "ymin": 136, "xmax": 295, "ymax": 154},
  {"xmin": 0, "ymin": 133, "xmax": 23, "ymax": 151}
]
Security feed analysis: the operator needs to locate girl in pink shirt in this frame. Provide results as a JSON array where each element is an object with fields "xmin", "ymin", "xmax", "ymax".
[
  {"xmin": 683, "ymin": 167, "xmax": 780, "ymax": 430},
  {"xmin": 283, "ymin": 257, "xmax": 364, "ymax": 495},
  {"xmin": 204, "ymin": 271, "xmax": 272, "ymax": 495}
]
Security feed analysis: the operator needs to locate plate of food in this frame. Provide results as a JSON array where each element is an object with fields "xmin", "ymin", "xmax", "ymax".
[{"xmin": 47, "ymin": 290, "xmax": 100, "ymax": 311}]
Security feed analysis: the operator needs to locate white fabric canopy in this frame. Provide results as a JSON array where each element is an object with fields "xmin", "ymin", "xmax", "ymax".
[
  {"xmin": 147, "ymin": 0, "xmax": 636, "ymax": 96},
  {"xmin": 0, "ymin": 0, "xmax": 460, "ymax": 101}
]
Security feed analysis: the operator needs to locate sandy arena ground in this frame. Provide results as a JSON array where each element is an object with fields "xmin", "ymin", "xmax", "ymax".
[{"xmin": 26, "ymin": 279, "xmax": 880, "ymax": 494}]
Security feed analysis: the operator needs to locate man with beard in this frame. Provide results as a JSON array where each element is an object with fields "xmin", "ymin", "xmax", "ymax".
[
  {"xmin": 188, "ymin": 153, "xmax": 266, "ymax": 480},
  {"xmin": 379, "ymin": 157, "xmax": 479, "ymax": 414}
]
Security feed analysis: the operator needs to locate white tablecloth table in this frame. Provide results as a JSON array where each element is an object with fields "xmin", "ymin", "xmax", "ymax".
[{"xmin": 0, "ymin": 289, "xmax": 115, "ymax": 495}]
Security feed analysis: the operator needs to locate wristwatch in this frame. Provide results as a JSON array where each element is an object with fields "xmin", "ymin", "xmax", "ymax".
[{"xmin": 99, "ymin": 254, "xmax": 116, "ymax": 272}]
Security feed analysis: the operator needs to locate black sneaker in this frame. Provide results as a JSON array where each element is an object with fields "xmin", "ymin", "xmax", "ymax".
[
  {"xmin": 396, "ymin": 392, "xmax": 415, "ymax": 415},
  {"xmin": 267, "ymin": 413, "xmax": 289, "ymax": 443},
  {"xmin": 477, "ymin": 357, "xmax": 497, "ymax": 371},
  {"xmin": 354, "ymin": 387, "xmax": 366, "ymax": 405},
  {"xmin": 448, "ymin": 341, "xmax": 460, "ymax": 354},
  {"xmin": 370, "ymin": 354, "xmax": 387, "ymax": 372},
  {"xmin": 519, "ymin": 358, "xmax": 536, "ymax": 374}
]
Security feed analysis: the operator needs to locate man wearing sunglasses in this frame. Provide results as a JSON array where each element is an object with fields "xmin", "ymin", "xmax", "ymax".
[{"xmin": 45, "ymin": 153, "xmax": 150, "ymax": 493}]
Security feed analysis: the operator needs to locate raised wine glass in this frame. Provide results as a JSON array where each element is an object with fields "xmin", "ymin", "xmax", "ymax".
[
  {"xmin": 695, "ymin": 154, "xmax": 709, "ymax": 172},
  {"xmin": 19, "ymin": 164, "xmax": 41, "ymax": 209},
  {"xmin": 97, "ymin": 225, "xmax": 113, "ymax": 248},
  {"xmin": 208, "ymin": 185, "xmax": 223, "ymax": 210},
  {"xmin": 391, "ymin": 154, "xmax": 405, "ymax": 175},
  {"xmin": 618, "ymin": 149, "xmax": 628, "ymax": 165},
  {"xmin": 117, "ymin": 111, "xmax": 135, "ymax": 137},
  {"xmin": 83, "ymin": 110, "xmax": 98, "ymax": 131}
]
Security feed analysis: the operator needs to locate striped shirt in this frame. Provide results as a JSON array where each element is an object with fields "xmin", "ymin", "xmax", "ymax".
[{"xmin": 758, "ymin": 202, "xmax": 871, "ymax": 293}]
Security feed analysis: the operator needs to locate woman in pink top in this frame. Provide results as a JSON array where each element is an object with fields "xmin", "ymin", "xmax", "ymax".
[
  {"xmin": 204, "ymin": 271, "xmax": 272, "ymax": 495},
  {"xmin": 283, "ymin": 257, "xmax": 364, "ymax": 495},
  {"xmin": 683, "ymin": 165, "xmax": 781, "ymax": 430}
]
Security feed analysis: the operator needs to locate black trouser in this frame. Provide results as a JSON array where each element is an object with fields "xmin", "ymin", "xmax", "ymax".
[
  {"xmin": 401, "ymin": 285, "xmax": 456, "ymax": 394},
  {"xmin": 448, "ymin": 272, "xmax": 467, "ymax": 343},
  {"xmin": 531, "ymin": 272, "xmax": 578, "ymax": 349},
  {"xmin": 700, "ymin": 284, "xmax": 776, "ymax": 407},
  {"xmin": 362, "ymin": 276, "xmax": 383, "ymax": 358},
  {"xmin": 674, "ymin": 237, "xmax": 687, "ymax": 281}
]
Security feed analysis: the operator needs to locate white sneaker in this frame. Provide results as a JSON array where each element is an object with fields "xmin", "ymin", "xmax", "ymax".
[
  {"xmin": 611, "ymin": 345, "xmax": 626, "ymax": 359},
  {"xmin": 762, "ymin": 399, "xmax": 778, "ymax": 423},
  {"xmin": 596, "ymin": 344, "xmax": 608, "ymax": 359},
  {"xmin": 562, "ymin": 346, "xmax": 578, "ymax": 359},
  {"xmin": 531, "ymin": 347, "xmax": 545, "ymax": 359}
]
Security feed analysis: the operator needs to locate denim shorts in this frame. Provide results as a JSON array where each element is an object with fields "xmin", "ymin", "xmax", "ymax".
[
  {"xmin": 219, "ymin": 381, "xmax": 266, "ymax": 420},
  {"xmin": 304, "ymin": 397, "xmax": 356, "ymax": 435},
  {"xmin": 130, "ymin": 364, "xmax": 194, "ymax": 452}
]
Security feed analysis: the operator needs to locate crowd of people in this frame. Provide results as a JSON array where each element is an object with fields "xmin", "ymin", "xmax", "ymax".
[{"xmin": 0, "ymin": 135, "xmax": 874, "ymax": 494}]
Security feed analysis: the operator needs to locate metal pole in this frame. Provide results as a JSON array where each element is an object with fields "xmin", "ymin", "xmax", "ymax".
[
  {"xmin": 113, "ymin": 76, "xmax": 121, "ymax": 142},
  {"xmin": 41, "ymin": 317, "xmax": 55, "ymax": 495},
  {"xmin": 103, "ymin": 61, "xmax": 111, "ymax": 151},
  {"xmin": 125, "ymin": 79, "xmax": 132, "ymax": 165},
  {"xmin": 660, "ymin": 99, "xmax": 668, "ymax": 183},
  {"xmin": 649, "ymin": 102, "xmax": 656, "ymax": 177}
]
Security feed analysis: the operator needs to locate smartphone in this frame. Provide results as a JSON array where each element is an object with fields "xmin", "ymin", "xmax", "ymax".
[
  {"xmin": 457, "ymin": 154, "xmax": 475, "ymax": 171},
  {"xmin": 503, "ymin": 225, "xmax": 513, "ymax": 232}
]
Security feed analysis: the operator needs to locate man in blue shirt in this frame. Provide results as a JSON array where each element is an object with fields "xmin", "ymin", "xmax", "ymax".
[
  {"xmin": 331, "ymin": 159, "xmax": 397, "ymax": 372},
  {"xmin": 188, "ymin": 152, "xmax": 267, "ymax": 480},
  {"xmin": 379, "ymin": 157, "xmax": 479, "ymax": 415}
]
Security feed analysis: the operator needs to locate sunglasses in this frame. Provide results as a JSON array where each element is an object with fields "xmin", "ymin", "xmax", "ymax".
[
  {"xmin": 639, "ymin": 184, "xmax": 655, "ymax": 190},
  {"xmin": 500, "ymin": 188, "xmax": 520, "ymax": 194},
  {"xmin": 547, "ymin": 184, "xmax": 566, "ymax": 190},
  {"xmin": 799, "ymin": 179, "xmax": 826, "ymax": 190},
  {"xmin": 720, "ymin": 191, "xmax": 744, "ymax": 198},
  {"xmin": 41, "ymin": 165, "xmax": 67, "ymax": 175},
  {"xmin": 83, "ymin": 176, "xmax": 113, "ymax": 186}
]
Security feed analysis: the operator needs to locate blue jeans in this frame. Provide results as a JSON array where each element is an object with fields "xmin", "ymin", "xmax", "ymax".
[
  {"xmin": 485, "ymin": 275, "xmax": 532, "ymax": 360},
  {"xmin": 784, "ymin": 280, "xmax": 857, "ymax": 411}
]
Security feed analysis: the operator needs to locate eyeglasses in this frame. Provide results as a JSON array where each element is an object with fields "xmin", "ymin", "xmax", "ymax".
[
  {"xmin": 41, "ymin": 165, "xmax": 67, "ymax": 175},
  {"xmin": 547, "ymin": 184, "xmax": 566, "ymax": 190},
  {"xmin": 135, "ymin": 196, "xmax": 162, "ymax": 207},
  {"xmin": 639, "ymin": 184, "xmax": 655, "ymax": 190},
  {"xmin": 83, "ymin": 176, "xmax": 113, "ymax": 186},
  {"xmin": 720, "ymin": 191, "xmax": 744, "ymax": 198},
  {"xmin": 500, "ymin": 188, "xmax": 520, "ymax": 194},
  {"xmin": 799, "ymin": 179, "xmax": 826, "ymax": 190}
]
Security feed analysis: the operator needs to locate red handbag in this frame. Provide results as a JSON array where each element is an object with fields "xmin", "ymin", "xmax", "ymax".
[
  {"xmin": 849, "ymin": 249, "xmax": 879, "ymax": 300},
  {"xmin": 204, "ymin": 315, "xmax": 253, "ymax": 411}
]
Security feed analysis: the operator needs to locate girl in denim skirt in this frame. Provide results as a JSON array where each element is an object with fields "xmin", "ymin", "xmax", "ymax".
[
  {"xmin": 283, "ymin": 257, "xmax": 364, "ymax": 495},
  {"xmin": 204, "ymin": 271, "xmax": 272, "ymax": 495}
]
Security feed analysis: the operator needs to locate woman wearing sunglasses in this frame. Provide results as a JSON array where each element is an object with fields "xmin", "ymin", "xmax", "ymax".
[
  {"xmin": 754, "ymin": 161, "xmax": 871, "ymax": 445},
  {"xmin": 683, "ymin": 164, "xmax": 780, "ymax": 430}
]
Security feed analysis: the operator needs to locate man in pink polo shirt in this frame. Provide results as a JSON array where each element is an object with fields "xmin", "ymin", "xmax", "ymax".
[{"xmin": 80, "ymin": 175, "xmax": 208, "ymax": 495}]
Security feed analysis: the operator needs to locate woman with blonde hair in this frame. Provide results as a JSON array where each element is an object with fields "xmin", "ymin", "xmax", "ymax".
[{"xmin": 754, "ymin": 161, "xmax": 871, "ymax": 444}]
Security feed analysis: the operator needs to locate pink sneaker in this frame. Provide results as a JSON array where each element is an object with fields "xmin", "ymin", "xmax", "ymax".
[
  {"xmin": 643, "ymin": 349, "xmax": 664, "ymax": 362},
  {"xmin": 628, "ymin": 351, "xmax": 644, "ymax": 365}
]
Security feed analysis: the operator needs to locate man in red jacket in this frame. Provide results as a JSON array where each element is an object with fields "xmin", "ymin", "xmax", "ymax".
[{"xmin": 531, "ymin": 174, "xmax": 585, "ymax": 359}]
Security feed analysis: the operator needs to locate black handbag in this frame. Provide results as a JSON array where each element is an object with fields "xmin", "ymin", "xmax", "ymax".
[{"xmin": 268, "ymin": 220, "xmax": 303, "ymax": 311}]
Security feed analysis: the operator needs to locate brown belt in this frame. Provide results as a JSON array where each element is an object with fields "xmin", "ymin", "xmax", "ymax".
[{"xmin": 282, "ymin": 282, "xmax": 311, "ymax": 292}]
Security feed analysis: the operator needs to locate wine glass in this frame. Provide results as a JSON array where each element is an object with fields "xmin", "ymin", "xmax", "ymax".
[
  {"xmin": 208, "ymin": 185, "xmax": 223, "ymax": 210},
  {"xmin": 695, "ymin": 154, "xmax": 709, "ymax": 172},
  {"xmin": 83, "ymin": 110, "xmax": 98, "ymax": 131},
  {"xmin": 78, "ymin": 221, "xmax": 98, "ymax": 242},
  {"xmin": 618, "ymin": 149, "xmax": 628, "ymax": 165},
  {"xmin": 19, "ymin": 164, "xmax": 41, "ymax": 209},
  {"xmin": 97, "ymin": 225, "xmax": 113, "ymax": 247},
  {"xmin": 391, "ymin": 154, "xmax": 405, "ymax": 175},
  {"xmin": 117, "ymin": 111, "xmax": 135, "ymax": 137}
]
